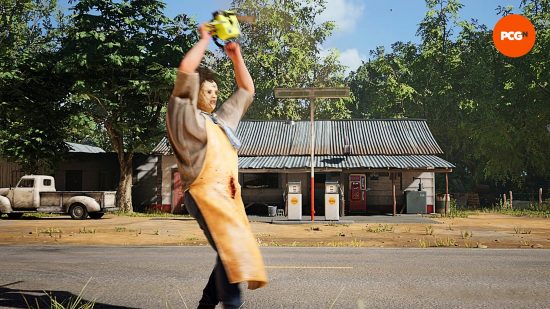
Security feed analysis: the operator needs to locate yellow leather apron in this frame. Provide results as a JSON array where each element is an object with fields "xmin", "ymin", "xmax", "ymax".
[{"xmin": 188, "ymin": 118, "xmax": 268, "ymax": 290}]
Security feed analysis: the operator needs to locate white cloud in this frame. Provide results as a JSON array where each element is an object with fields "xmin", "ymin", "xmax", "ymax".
[
  {"xmin": 318, "ymin": 0, "xmax": 365, "ymax": 32},
  {"xmin": 339, "ymin": 48, "xmax": 365, "ymax": 74},
  {"xmin": 320, "ymin": 47, "xmax": 365, "ymax": 74}
]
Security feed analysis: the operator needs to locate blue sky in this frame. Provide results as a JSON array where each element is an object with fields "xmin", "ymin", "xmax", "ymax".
[
  {"xmin": 61, "ymin": 0, "xmax": 522, "ymax": 73},
  {"xmin": 167, "ymin": 0, "xmax": 521, "ymax": 73}
]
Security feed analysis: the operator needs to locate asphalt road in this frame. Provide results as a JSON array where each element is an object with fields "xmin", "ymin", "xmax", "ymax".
[{"xmin": 1, "ymin": 246, "xmax": 549, "ymax": 309}]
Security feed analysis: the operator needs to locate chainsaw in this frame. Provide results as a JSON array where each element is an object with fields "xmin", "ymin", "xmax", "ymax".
[{"xmin": 207, "ymin": 10, "xmax": 240, "ymax": 48}]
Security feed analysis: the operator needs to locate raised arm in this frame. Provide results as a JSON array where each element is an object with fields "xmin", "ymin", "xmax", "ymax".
[
  {"xmin": 179, "ymin": 24, "xmax": 212, "ymax": 73},
  {"xmin": 215, "ymin": 42, "xmax": 255, "ymax": 131},
  {"xmin": 224, "ymin": 42, "xmax": 254, "ymax": 94}
]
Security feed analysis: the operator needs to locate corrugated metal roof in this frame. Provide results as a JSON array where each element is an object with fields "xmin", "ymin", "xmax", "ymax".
[
  {"xmin": 152, "ymin": 137, "xmax": 171, "ymax": 154},
  {"xmin": 67, "ymin": 142, "xmax": 105, "ymax": 153},
  {"xmin": 238, "ymin": 155, "xmax": 454, "ymax": 169},
  {"xmin": 154, "ymin": 119, "xmax": 444, "ymax": 156},
  {"xmin": 238, "ymin": 119, "xmax": 443, "ymax": 155}
]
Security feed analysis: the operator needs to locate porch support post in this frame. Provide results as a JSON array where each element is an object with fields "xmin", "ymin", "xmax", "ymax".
[
  {"xmin": 445, "ymin": 172, "xmax": 449, "ymax": 215},
  {"xmin": 392, "ymin": 172, "xmax": 396, "ymax": 216}
]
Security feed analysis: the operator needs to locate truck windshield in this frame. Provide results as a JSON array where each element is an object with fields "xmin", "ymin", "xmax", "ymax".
[{"xmin": 17, "ymin": 179, "xmax": 34, "ymax": 188}]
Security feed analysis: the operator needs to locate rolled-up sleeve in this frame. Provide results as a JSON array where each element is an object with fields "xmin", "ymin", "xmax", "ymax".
[
  {"xmin": 216, "ymin": 88, "xmax": 254, "ymax": 131},
  {"xmin": 166, "ymin": 71, "xmax": 207, "ymax": 187}
]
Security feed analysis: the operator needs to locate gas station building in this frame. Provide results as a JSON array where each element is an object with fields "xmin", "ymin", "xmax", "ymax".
[{"xmin": 152, "ymin": 119, "xmax": 454, "ymax": 216}]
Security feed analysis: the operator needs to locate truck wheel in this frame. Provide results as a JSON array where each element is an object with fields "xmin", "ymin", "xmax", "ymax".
[
  {"xmin": 7, "ymin": 213, "xmax": 24, "ymax": 219},
  {"xmin": 89, "ymin": 212, "xmax": 104, "ymax": 219},
  {"xmin": 69, "ymin": 204, "xmax": 88, "ymax": 220}
]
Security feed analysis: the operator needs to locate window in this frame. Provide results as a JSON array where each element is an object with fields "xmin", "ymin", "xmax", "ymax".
[
  {"xmin": 243, "ymin": 173, "xmax": 279, "ymax": 189},
  {"xmin": 17, "ymin": 179, "xmax": 34, "ymax": 188},
  {"xmin": 43, "ymin": 179, "xmax": 52, "ymax": 186}
]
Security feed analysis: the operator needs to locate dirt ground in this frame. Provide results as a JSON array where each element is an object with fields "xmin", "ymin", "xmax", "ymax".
[{"xmin": 0, "ymin": 213, "xmax": 549, "ymax": 249}]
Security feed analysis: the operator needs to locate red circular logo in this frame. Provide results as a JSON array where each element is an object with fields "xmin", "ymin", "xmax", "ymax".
[{"xmin": 493, "ymin": 14, "xmax": 536, "ymax": 58}]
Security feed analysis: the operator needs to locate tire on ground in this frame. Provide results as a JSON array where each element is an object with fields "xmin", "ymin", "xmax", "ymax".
[{"xmin": 69, "ymin": 203, "xmax": 88, "ymax": 220}]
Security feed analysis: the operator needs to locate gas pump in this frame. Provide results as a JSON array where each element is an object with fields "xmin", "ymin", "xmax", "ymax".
[
  {"xmin": 286, "ymin": 181, "xmax": 302, "ymax": 220},
  {"xmin": 325, "ymin": 181, "xmax": 340, "ymax": 220}
]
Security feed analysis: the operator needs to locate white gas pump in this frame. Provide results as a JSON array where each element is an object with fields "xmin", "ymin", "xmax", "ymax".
[
  {"xmin": 286, "ymin": 181, "xmax": 302, "ymax": 220},
  {"xmin": 325, "ymin": 181, "xmax": 340, "ymax": 220}
]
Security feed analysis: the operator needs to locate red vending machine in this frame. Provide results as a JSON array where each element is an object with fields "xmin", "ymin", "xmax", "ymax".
[{"xmin": 349, "ymin": 174, "xmax": 367, "ymax": 213}]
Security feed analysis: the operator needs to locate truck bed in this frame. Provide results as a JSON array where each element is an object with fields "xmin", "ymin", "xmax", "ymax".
[{"xmin": 39, "ymin": 191, "xmax": 116, "ymax": 210}]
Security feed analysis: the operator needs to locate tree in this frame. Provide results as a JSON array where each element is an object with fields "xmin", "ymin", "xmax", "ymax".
[
  {"xmin": 347, "ymin": 43, "xmax": 418, "ymax": 119},
  {"xmin": 0, "ymin": 0, "xmax": 73, "ymax": 173},
  {"xmin": 347, "ymin": 0, "xmax": 550, "ymax": 194},
  {"xmin": 211, "ymin": 0, "xmax": 351, "ymax": 120},
  {"xmin": 61, "ymin": 0, "xmax": 197, "ymax": 212}
]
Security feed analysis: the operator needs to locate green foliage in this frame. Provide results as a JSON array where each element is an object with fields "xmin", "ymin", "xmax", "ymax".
[
  {"xmin": 213, "ymin": 0, "xmax": 351, "ymax": 120},
  {"xmin": 60, "ymin": 0, "xmax": 197, "ymax": 211},
  {"xmin": 62, "ymin": 0, "xmax": 197, "ymax": 154},
  {"xmin": 0, "ymin": 0, "xmax": 73, "ymax": 173},
  {"xmin": 347, "ymin": 0, "xmax": 550, "ymax": 191}
]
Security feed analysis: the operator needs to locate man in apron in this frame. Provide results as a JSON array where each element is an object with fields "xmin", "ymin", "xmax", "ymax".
[{"xmin": 166, "ymin": 23, "xmax": 268, "ymax": 309}]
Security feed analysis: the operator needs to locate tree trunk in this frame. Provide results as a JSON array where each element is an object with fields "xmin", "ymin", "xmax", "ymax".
[
  {"xmin": 105, "ymin": 122, "xmax": 134, "ymax": 213},
  {"xmin": 117, "ymin": 152, "xmax": 133, "ymax": 213}
]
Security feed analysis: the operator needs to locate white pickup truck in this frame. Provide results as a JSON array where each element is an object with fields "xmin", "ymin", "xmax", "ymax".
[{"xmin": 0, "ymin": 175, "xmax": 117, "ymax": 219}]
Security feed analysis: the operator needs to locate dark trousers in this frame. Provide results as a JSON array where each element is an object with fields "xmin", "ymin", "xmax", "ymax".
[{"xmin": 184, "ymin": 192, "xmax": 242, "ymax": 309}]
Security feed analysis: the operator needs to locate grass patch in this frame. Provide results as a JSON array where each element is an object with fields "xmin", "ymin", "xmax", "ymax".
[
  {"xmin": 513, "ymin": 226, "xmax": 532, "ymax": 234},
  {"xmin": 435, "ymin": 199, "xmax": 550, "ymax": 218},
  {"xmin": 79, "ymin": 227, "xmax": 95, "ymax": 234},
  {"xmin": 37, "ymin": 227, "xmax": 62, "ymax": 237},
  {"xmin": 325, "ymin": 239, "xmax": 364, "ymax": 247},
  {"xmin": 520, "ymin": 240, "xmax": 532, "ymax": 247},
  {"xmin": 424, "ymin": 225, "xmax": 434, "ymax": 235},
  {"xmin": 473, "ymin": 199, "xmax": 550, "ymax": 218},
  {"xmin": 23, "ymin": 278, "xmax": 95, "ymax": 309},
  {"xmin": 418, "ymin": 237, "xmax": 456, "ymax": 248},
  {"xmin": 22, "ymin": 213, "xmax": 64, "ymax": 219},
  {"xmin": 460, "ymin": 231, "xmax": 473, "ymax": 239},
  {"xmin": 434, "ymin": 237, "xmax": 456, "ymax": 247},
  {"xmin": 364, "ymin": 224, "xmax": 394, "ymax": 233},
  {"xmin": 113, "ymin": 210, "xmax": 188, "ymax": 218},
  {"xmin": 482, "ymin": 204, "xmax": 550, "ymax": 218},
  {"xmin": 418, "ymin": 238, "xmax": 429, "ymax": 248},
  {"xmin": 427, "ymin": 199, "xmax": 472, "ymax": 218}
]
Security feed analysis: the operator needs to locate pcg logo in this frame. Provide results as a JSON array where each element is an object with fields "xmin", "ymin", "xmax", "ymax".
[
  {"xmin": 500, "ymin": 31, "xmax": 528, "ymax": 41},
  {"xmin": 493, "ymin": 14, "xmax": 536, "ymax": 58}
]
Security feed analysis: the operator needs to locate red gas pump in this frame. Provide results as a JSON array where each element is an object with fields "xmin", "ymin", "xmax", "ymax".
[{"xmin": 349, "ymin": 174, "xmax": 367, "ymax": 213}]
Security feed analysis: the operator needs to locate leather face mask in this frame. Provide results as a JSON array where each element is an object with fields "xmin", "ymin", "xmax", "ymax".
[{"xmin": 198, "ymin": 80, "xmax": 218, "ymax": 113}]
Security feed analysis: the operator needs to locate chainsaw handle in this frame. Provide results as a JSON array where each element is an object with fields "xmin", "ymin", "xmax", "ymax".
[{"xmin": 213, "ymin": 37, "xmax": 225, "ymax": 49}]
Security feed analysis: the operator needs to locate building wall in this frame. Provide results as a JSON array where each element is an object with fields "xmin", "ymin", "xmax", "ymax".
[
  {"xmin": 161, "ymin": 155, "xmax": 178, "ymax": 206},
  {"xmin": 54, "ymin": 153, "xmax": 118, "ymax": 191},
  {"xmin": 365, "ymin": 172, "xmax": 404, "ymax": 206},
  {"xmin": 132, "ymin": 154, "xmax": 159, "ymax": 211},
  {"xmin": 240, "ymin": 172, "xmax": 285, "ymax": 208},
  {"xmin": 158, "ymin": 154, "xmax": 439, "ymax": 215},
  {"xmin": 0, "ymin": 159, "xmax": 24, "ymax": 187},
  {"xmin": 402, "ymin": 171, "xmax": 435, "ymax": 210}
]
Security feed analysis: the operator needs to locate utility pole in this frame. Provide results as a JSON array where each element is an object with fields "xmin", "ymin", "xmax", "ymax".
[{"xmin": 274, "ymin": 87, "xmax": 350, "ymax": 222}]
